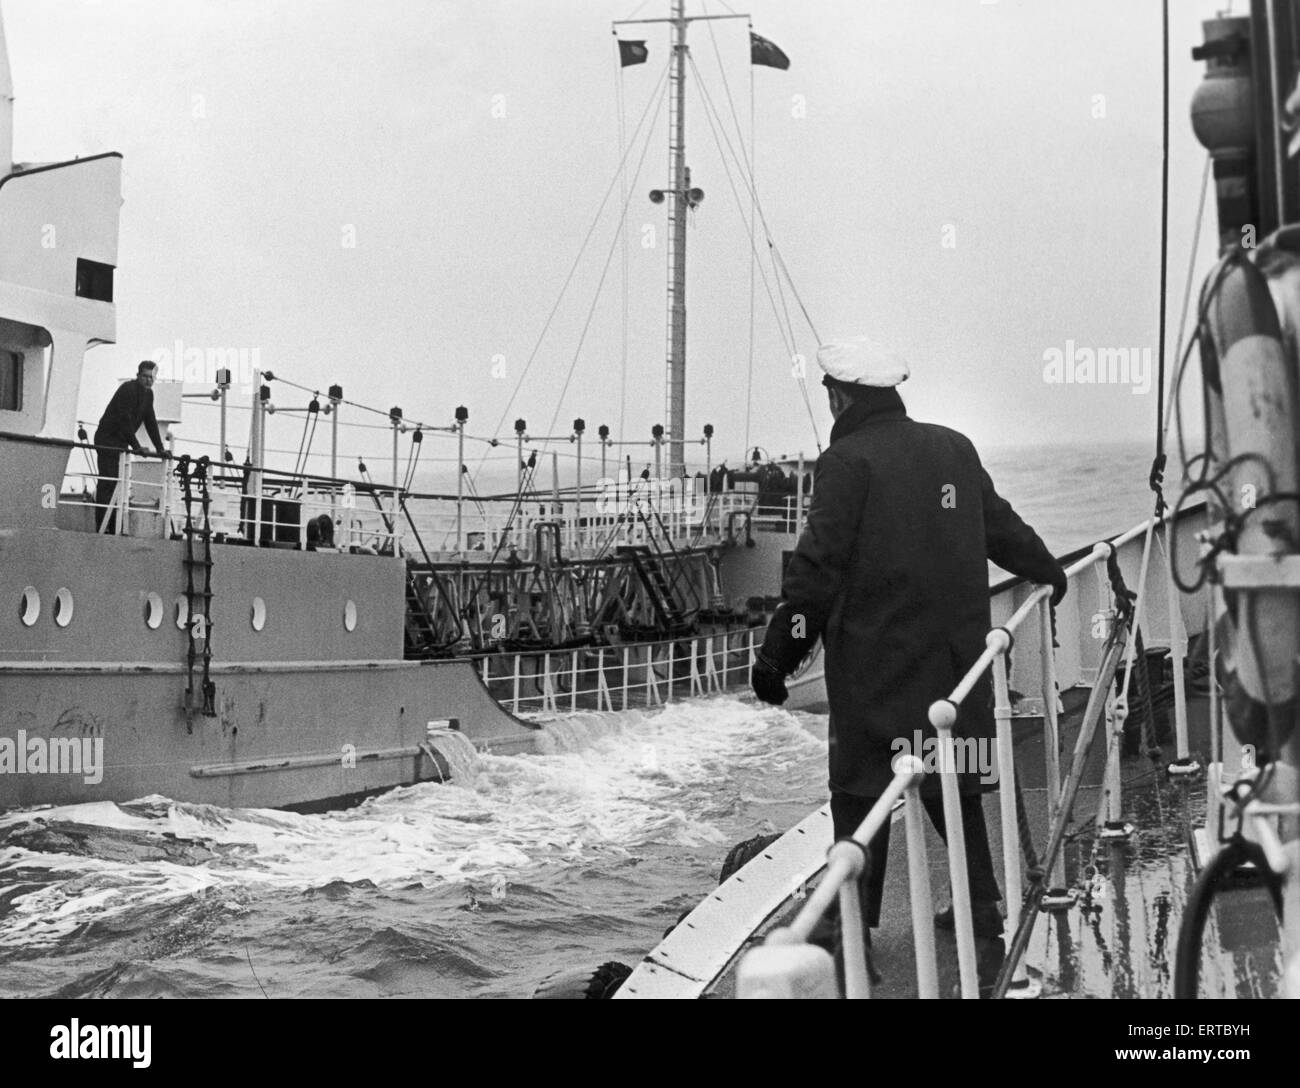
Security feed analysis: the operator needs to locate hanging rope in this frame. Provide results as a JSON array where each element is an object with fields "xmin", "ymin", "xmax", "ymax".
[
  {"xmin": 402, "ymin": 427, "xmax": 423, "ymax": 493},
  {"xmin": 1013, "ymin": 767, "xmax": 1043, "ymax": 882},
  {"xmin": 290, "ymin": 398, "xmax": 320, "ymax": 484},
  {"xmin": 1149, "ymin": 0, "xmax": 1172, "ymax": 519}
]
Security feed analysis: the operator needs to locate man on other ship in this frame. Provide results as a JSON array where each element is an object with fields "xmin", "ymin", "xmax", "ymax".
[
  {"xmin": 94, "ymin": 360, "xmax": 166, "ymax": 532},
  {"xmin": 750, "ymin": 336, "xmax": 1068, "ymax": 995}
]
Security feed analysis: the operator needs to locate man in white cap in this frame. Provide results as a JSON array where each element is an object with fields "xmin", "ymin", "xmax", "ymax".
[{"xmin": 751, "ymin": 335, "xmax": 1067, "ymax": 995}]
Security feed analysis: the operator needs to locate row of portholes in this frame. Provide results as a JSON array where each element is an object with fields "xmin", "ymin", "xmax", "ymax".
[
  {"xmin": 20, "ymin": 587, "xmax": 359, "ymax": 633},
  {"xmin": 19, "ymin": 586, "xmax": 74, "ymax": 627}
]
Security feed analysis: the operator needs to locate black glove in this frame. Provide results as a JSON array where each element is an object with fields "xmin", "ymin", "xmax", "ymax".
[
  {"xmin": 751, "ymin": 650, "xmax": 789, "ymax": 706},
  {"xmin": 1049, "ymin": 565, "xmax": 1068, "ymax": 607}
]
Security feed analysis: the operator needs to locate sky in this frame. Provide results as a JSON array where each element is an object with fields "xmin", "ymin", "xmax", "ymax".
[{"xmin": 3, "ymin": 0, "xmax": 1227, "ymax": 487}]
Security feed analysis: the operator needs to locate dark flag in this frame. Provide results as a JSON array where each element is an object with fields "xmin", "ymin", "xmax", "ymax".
[
  {"xmin": 618, "ymin": 39, "xmax": 649, "ymax": 67},
  {"xmin": 750, "ymin": 31, "xmax": 790, "ymax": 70}
]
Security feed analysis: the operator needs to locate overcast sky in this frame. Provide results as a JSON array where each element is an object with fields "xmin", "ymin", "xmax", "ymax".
[{"xmin": 5, "ymin": 0, "xmax": 1226, "ymax": 483}]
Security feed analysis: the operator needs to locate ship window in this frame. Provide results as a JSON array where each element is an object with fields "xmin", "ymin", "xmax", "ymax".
[
  {"xmin": 344, "ymin": 600, "xmax": 357, "ymax": 632},
  {"xmin": 145, "ymin": 592, "xmax": 164, "ymax": 630},
  {"xmin": 251, "ymin": 596, "xmax": 267, "ymax": 631},
  {"xmin": 53, "ymin": 588, "xmax": 74, "ymax": 628},
  {"xmin": 0, "ymin": 351, "xmax": 20, "ymax": 411},
  {"xmin": 75, "ymin": 258, "xmax": 115, "ymax": 303},
  {"xmin": 175, "ymin": 596, "xmax": 190, "ymax": 630},
  {"xmin": 20, "ymin": 587, "xmax": 40, "ymax": 627}
]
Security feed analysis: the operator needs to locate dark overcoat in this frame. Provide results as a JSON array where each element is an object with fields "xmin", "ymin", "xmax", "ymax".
[{"xmin": 759, "ymin": 393, "xmax": 1062, "ymax": 799}]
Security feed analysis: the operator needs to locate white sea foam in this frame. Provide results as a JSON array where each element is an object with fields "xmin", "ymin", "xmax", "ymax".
[{"xmin": 0, "ymin": 696, "xmax": 824, "ymax": 947}]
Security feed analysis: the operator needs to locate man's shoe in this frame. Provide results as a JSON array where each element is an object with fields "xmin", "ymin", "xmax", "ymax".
[
  {"xmin": 934, "ymin": 901, "xmax": 1003, "ymax": 939},
  {"xmin": 810, "ymin": 916, "xmax": 883, "ymax": 989},
  {"xmin": 976, "ymin": 936, "xmax": 1006, "ymax": 999}
]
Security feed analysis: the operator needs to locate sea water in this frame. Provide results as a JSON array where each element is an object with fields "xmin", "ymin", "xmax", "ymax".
[{"xmin": 0, "ymin": 441, "xmax": 1162, "ymax": 997}]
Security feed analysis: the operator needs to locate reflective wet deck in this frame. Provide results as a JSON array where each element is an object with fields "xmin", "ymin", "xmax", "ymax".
[{"xmin": 710, "ymin": 688, "xmax": 1283, "ymax": 999}]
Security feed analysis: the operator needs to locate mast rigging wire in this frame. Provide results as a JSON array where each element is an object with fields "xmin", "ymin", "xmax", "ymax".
[
  {"xmin": 700, "ymin": 4, "xmax": 758, "ymax": 453},
  {"xmin": 473, "ymin": 59, "xmax": 672, "ymax": 486},
  {"xmin": 543, "ymin": 75, "xmax": 670, "ymax": 441},
  {"xmin": 686, "ymin": 52, "xmax": 823, "ymax": 452},
  {"xmin": 616, "ymin": 31, "xmax": 632, "ymax": 453}
]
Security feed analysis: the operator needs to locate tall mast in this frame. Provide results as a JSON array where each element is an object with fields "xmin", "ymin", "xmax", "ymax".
[
  {"xmin": 615, "ymin": 4, "xmax": 747, "ymax": 478},
  {"xmin": 665, "ymin": 0, "xmax": 688, "ymax": 479}
]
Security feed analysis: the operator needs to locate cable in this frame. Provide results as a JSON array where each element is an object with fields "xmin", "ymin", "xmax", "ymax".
[
  {"xmin": 1173, "ymin": 833, "xmax": 1281, "ymax": 998},
  {"xmin": 475, "ymin": 58, "xmax": 672, "ymax": 486},
  {"xmin": 543, "ymin": 76, "xmax": 669, "ymax": 440},
  {"xmin": 687, "ymin": 53, "xmax": 822, "ymax": 454},
  {"xmin": 1152, "ymin": 0, "xmax": 1171, "ymax": 510}
]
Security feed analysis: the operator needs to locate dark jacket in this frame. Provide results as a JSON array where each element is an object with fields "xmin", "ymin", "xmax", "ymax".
[
  {"xmin": 96, "ymin": 380, "xmax": 164, "ymax": 453},
  {"xmin": 760, "ymin": 392, "xmax": 1063, "ymax": 798}
]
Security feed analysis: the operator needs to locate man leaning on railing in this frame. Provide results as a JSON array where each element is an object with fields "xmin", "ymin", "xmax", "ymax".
[
  {"xmin": 750, "ymin": 337, "xmax": 1067, "ymax": 995},
  {"xmin": 93, "ymin": 360, "xmax": 166, "ymax": 532}
]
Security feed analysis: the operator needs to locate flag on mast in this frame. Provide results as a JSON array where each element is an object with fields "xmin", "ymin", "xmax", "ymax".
[
  {"xmin": 618, "ymin": 39, "xmax": 649, "ymax": 67},
  {"xmin": 750, "ymin": 31, "xmax": 790, "ymax": 70}
]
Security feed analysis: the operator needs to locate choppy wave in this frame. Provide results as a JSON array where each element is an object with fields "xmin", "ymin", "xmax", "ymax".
[{"xmin": 0, "ymin": 697, "xmax": 824, "ymax": 953}]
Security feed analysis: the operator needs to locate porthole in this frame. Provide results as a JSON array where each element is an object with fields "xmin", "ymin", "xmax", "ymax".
[
  {"xmin": 344, "ymin": 600, "xmax": 357, "ymax": 632},
  {"xmin": 53, "ymin": 587, "xmax": 74, "ymax": 627},
  {"xmin": 251, "ymin": 596, "xmax": 267, "ymax": 632},
  {"xmin": 175, "ymin": 596, "xmax": 190, "ymax": 630},
  {"xmin": 19, "ymin": 586, "xmax": 40, "ymax": 627},
  {"xmin": 145, "ymin": 592, "xmax": 164, "ymax": 630}
]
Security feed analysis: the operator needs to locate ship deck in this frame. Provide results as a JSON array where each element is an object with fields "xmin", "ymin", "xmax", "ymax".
[{"xmin": 705, "ymin": 686, "xmax": 1283, "ymax": 999}]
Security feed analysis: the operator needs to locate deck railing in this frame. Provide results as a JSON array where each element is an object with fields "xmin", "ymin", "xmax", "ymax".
[
  {"xmin": 54, "ymin": 439, "xmax": 769, "ymax": 559},
  {"xmin": 737, "ymin": 513, "xmax": 1191, "ymax": 999},
  {"xmin": 476, "ymin": 627, "xmax": 763, "ymax": 715}
]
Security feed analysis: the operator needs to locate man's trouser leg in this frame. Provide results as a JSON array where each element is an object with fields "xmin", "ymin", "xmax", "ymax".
[
  {"xmin": 922, "ymin": 790, "xmax": 1003, "ymax": 937},
  {"xmin": 829, "ymin": 791, "xmax": 887, "ymax": 932},
  {"xmin": 95, "ymin": 446, "xmax": 121, "ymax": 533}
]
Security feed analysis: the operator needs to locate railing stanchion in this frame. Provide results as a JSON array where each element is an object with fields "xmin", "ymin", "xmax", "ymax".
[
  {"xmin": 929, "ymin": 700, "xmax": 979, "ymax": 999},
  {"xmin": 838, "ymin": 871, "xmax": 871, "ymax": 999},
  {"xmin": 990, "ymin": 632, "xmax": 1038, "ymax": 997},
  {"xmin": 1039, "ymin": 596, "xmax": 1065, "ymax": 890},
  {"xmin": 902, "ymin": 771, "xmax": 939, "ymax": 999},
  {"xmin": 119, "ymin": 451, "xmax": 133, "ymax": 536},
  {"xmin": 1163, "ymin": 518, "xmax": 1200, "ymax": 775},
  {"xmin": 159, "ymin": 442, "xmax": 173, "ymax": 538}
]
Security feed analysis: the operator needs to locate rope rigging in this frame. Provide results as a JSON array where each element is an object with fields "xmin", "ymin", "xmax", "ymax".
[
  {"xmin": 685, "ymin": 50, "xmax": 823, "ymax": 454},
  {"xmin": 472, "ymin": 58, "xmax": 673, "ymax": 488},
  {"xmin": 542, "ymin": 74, "xmax": 670, "ymax": 442}
]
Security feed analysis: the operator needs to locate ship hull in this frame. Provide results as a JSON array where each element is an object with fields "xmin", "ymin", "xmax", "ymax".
[{"xmin": 0, "ymin": 525, "xmax": 546, "ymax": 810}]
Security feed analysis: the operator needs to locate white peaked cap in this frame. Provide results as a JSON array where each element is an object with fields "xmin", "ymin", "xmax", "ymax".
[{"xmin": 816, "ymin": 336, "xmax": 910, "ymax": 387}]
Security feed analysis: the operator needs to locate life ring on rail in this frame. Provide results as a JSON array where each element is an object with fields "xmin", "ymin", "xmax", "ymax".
[
  {"xmin": 1201, "ymin": 239, "xmax": 1300, "ymax": 752},
  {"xmin": 532, "ymin": 960, "xmax": 632, "ymax": 999}
]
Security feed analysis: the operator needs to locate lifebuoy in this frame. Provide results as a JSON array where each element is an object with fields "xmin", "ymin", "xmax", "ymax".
[{"xmin": 1201, "ymin": 237, "xmax": 1300, "ymax": 751}]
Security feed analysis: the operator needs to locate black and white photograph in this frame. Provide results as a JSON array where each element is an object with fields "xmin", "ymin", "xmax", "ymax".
[{"xmin": 0, "ymin": 0, "xmax": 1295, "ymax": 1060}]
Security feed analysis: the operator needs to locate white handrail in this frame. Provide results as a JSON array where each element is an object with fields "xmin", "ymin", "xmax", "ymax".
[{"xmin": 742, "ymin": 511, "xmax": 1187, "ymax": 999}]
